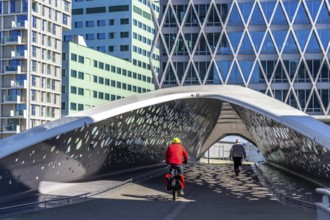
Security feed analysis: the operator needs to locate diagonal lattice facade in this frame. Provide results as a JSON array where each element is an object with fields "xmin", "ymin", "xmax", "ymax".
[{"xmin": 149, "ymin": 0, "xmax": 330, "ymax": 119}]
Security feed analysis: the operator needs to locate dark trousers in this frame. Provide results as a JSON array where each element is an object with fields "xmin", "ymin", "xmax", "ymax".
[{"xmin": 233, "ymin": 157, "xmax": 243, "ymax": 173}]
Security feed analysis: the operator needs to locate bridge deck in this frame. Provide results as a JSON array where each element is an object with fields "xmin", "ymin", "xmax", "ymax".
[{"xmin": 0, "ymin": 164, "xmax": 316, "ymax": 220}]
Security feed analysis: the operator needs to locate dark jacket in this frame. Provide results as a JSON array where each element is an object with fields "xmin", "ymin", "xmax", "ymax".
[{"xmin": 230, "ymin": 144, "xmax": 246, "ymax": 158}]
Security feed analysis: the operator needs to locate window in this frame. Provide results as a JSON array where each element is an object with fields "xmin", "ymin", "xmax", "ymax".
[
  {"xmin": 120, "ymin": 45, "xmax": 129, "ymax": 51},
  {"xmin": 97, "ymin": 46, "xmax": 106, "ymax": 52},
  {"xmin": 78, "ymin": 104, "xmax": 83, "ymax": 111},
  {"xmin": 71, "ymin": 70, "xmax": 77, "ymax": 77},
  {"xmin": 78, "ymin": 88, "xmax": 84, "ymax": 95},
  {"xmin": 86, "ymin": 7, "xmax": 106, "ymax": 14},
  {"xmin": 97, "ymin": 33, "xmax": 106, "ymax": 39},
  {"xmin": 99, "ymin": 77, "xmax": 104, "ymax": 84},
  {"xmin": 97, "ymin": 20, "xmax": 106, "ymax": 26},
  {"xmin": 74, "ymin": 21, "xmax": 83, "ymax": 28},
  {"xmin": 93, "ymin": 75, "xmax": 97, "ymax": 82},
  {"xmin": 120, "ymin": 18, "xmax": 129, "ymax": 24},
  {"xmin": 109, "ymin": 5, "xmax": 129, "ymax": 12},
  {"xmin": 63, "ymin": 14, "xmax": 69, "ymax": 25},
  {"xmin": 78, "ymin": 56, "xmax": 84, "ymax": 63},
  {"xmin": 99, "ymin": 62, "xmax": 104, "ymax": 69},
  {"xmin": 71, "ymin": 53, "xmax": 77, "ymax": 61},
  {"xmin": 94, "ymin": 60, "xmax": 97, "ymax": 67},
  {"xmin": 98, "ymin": 92, "xmax": 104, "ymax": 99},
  {"xmin": 71, "ymin": 86, "xmax": 77, "ymax": 94},
  {"xmin": 109, "ymin": 19, "xmax": 114, "ymax": 25},
  {"xmin": 120, "ymin": 32, "xmax": 129, "ymax": 38},
  {"xmin": 105, "ymin": 79, "xmax": 110, "ymax": 85},
  {"xmin": 86, "ymin": 20, "xmax": 95, "ymax": 27},
  {"xmin": 109, "ymin": 33, "xmax": 114, "ymax": 39},
  {"xmin": 93, "ymin": 91, "xmax": 97, "ymax": 98},
  {"xmin": 78, "ymin": 71, "xmax": 84, "ymax": 79},
  {"xmin": 70, "ymin": 102, "xmax": 77, "ymax": 110},
  {"xmin": 108, "ymin": 46, "xmax": 114, "ymax": 52},
  {"xmin": 86, "ymin": 34, "xmax": 94, "ymax": 40}
]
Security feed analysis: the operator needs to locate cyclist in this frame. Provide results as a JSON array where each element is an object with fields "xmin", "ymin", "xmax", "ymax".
[{"xmin": 165, "ymin": 137, "xmax": 188, "ymax": 196}]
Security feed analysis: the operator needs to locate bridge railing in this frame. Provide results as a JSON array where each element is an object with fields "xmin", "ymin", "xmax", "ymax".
[{"xmin": 316, "ymin": 188, "xmax": 330, "ymax": 220}]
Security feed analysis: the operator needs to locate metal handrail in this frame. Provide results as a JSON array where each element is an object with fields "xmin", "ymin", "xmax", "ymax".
[
  {"xmin": 316, "ymin": 188, "xmax": 330, "ymax": 220},
  {"xmin": 0, "ymin": 166, "xmax": 169, "ymax": 216}
]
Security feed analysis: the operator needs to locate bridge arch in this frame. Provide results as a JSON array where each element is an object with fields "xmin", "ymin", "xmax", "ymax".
[{"xmin": 0, "ymin": 85, "xmax": 329, "ymax": 198}]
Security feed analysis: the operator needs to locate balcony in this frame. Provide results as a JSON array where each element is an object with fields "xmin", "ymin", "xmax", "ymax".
[
  {"xmin": 5, "ymin": 36, "xmax": 22, "ymax": 44},
  {"xmin": 3, "ymin": 95, "xmax": 22, "ymax": 103},
  {"xmin": 11, "ymin": 50, "xmax": 27, "ymax": 59},
  {"xmin": 10, "ymin": 80, "xmax": 27, "ymax": 88},
  {"xmin": 5, "ymin": 66, "xmax": 21, "ymax": 74},
  {"xmin": 10, "ymin": 110, "xmax": 27, "ymax": 117},
  {"xmin": 12, "ymin": 20, "xmax": 28, "ymax": 29},
  {"xmin": 2, "ymin": 124, "xmax": 20, "ymax": 133}
]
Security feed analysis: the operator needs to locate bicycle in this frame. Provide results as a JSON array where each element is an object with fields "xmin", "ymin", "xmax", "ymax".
[{"xmin": 168, "ymin": 166, "xmax": 183, "ymax": 201}]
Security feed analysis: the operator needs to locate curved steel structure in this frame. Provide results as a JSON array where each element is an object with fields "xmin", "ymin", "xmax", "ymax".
[{"xmin": 0, "ymin": 85, "xmax": 329, "ymax": 198}]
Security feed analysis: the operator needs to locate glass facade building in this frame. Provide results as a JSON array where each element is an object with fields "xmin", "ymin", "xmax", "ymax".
[
  {"xmin": 150, "ymin": 0, "xmax": 330, "ymax": 121},
  {"xmin": 64, "ymin": 0, "xmax": 160, "ymax": 77},
  {"xmin": 0, "ymin": 0, "xmax": 71, "ymax": 138}
]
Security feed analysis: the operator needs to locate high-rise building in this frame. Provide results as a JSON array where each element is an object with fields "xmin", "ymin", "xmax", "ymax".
[
  {"xmin": 63, "ymin": 0, "xmax": 160, "ymax": 79},
  {"xmin": 150, "ymin": 0, "xmax": 330, "ymax": 121},
  {"xmin": 62, "ymin": 39, "xmax": 154, "ymax": 116},
  {"xmin": 0, "ymin": 0, "xmax": 71, "ymax": 138}
]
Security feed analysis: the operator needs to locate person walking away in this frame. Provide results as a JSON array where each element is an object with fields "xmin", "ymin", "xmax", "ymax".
[
  {"xmin": 165, "ymin": 137, "xmax": 188, "ymax": 196},
  {"xmin": 230, "ymin": 139, "xmax": 246, "ymax": 176}
]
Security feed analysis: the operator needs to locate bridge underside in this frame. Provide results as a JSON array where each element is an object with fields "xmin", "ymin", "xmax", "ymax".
[{"xmin": 0, "ymin": 85, "xmax": 329, "ymax": 198}]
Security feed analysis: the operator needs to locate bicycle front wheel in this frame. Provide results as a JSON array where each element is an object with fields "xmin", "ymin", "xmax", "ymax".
[{"xmin": 172, "ymin": 186, "xmax": 176, "ymax": 200}]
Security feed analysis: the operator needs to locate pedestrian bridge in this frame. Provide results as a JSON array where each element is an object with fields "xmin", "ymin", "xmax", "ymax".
[{"xmin": 0, "ymin": 85, "xmax": 329, "ymax": 198}]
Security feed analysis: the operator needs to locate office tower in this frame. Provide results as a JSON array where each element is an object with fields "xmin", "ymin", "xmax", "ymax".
[
  {"xmin": 63, "ymin": 0, "xmax": 160, "ymax": 84},
  {"xmin": 151, "ymin": 0, "xmax": 330, "ymax": 121},
  {"xmin": 62, "ymin": 39, "xmax": 154, "ymax": 116}
]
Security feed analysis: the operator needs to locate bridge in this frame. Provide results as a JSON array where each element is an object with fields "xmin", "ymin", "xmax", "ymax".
[{"xmin": 0, "ymin": 85, "xmax": 329, "ymax": 212}]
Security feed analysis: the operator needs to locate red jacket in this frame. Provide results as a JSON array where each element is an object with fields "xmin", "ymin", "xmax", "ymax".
[{"xmin": 165, "ymin": 143, "xmax": 188, "ymax": 165}]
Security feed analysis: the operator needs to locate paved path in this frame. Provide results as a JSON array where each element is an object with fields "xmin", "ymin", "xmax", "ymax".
[{"xmin": 0, "ymin": 164, "xmax": 316, "ymax": 220}]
